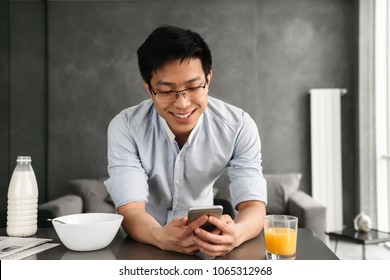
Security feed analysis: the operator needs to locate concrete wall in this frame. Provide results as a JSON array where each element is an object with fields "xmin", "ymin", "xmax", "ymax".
[
  {"xmin": 0, "ymin": 0, "xmax": 47, "ymax": 226},
  {"xmin": 0, "ymin": 0, "xmax": 358, "ymax": 227}
]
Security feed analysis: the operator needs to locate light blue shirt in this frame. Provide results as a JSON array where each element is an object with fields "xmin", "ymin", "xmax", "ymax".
[{"xmin": 105, "ymin": 96, "xmax": 267, "ymax": 226}]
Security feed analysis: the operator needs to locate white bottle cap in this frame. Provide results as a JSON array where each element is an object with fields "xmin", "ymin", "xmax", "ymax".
[{"xmin": 16, "ymin": 156, "xmax": 32, "ymax": 162}]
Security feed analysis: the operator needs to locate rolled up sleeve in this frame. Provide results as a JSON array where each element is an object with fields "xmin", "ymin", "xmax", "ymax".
[
  {"xmin": 105, "ymin": 113, "xmax": 149, "ymax": 209},
  {"xmin": 228, "ymin": 113, "xmax": 267, "ymax": 208}
]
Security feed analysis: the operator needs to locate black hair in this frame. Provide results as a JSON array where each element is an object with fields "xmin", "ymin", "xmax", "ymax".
[{"xmin": 137, "ymin": 25, "xmax": 212, "ymax": 86}]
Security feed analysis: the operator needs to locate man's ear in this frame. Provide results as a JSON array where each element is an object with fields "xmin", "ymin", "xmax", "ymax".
[
  {"xmin": 206, "ymin": 70, "xmax": 213, "ymax": 85},
  {"xmin": 143, "ymin": 81, "xmax": 153, "ymax": 98}
]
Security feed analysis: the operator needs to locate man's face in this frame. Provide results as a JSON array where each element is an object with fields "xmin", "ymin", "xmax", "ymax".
[{"xmin": 145, "ymin": 58, "xmax": 212, "ymax": 139}]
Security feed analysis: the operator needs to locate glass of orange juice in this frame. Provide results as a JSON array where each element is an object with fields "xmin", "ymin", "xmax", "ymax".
[{"xmin": 264, "ymin": 215, "xmax": 298, "ymax": 260}]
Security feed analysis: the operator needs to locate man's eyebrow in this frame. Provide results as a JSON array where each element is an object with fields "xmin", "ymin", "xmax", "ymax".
[
  {"xmin": 156, "ymin": 80, "xmax": 175, "ymax": 86},
  {"xmin": 156, "ymin": 76, "xmax": 202, "ymax": 86},
  {"xmin": 184, "ymin": 77, "xmax": 202, "ymax": 84}
]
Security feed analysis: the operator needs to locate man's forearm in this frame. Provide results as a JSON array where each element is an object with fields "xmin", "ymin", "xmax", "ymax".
[
  {"xmin": 234, "ymin": 201, "xmax": 266, "ymax": 246},
  {"xmin": 118, "ymin": 206, "xmax": 165, "ymax": 249}
]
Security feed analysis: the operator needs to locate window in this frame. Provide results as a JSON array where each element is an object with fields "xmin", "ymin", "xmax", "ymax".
[
  {"xmin": 358, "ymin": 0, "xmax": 390, "ymax": 231},
  {"xmin": 375, "ymin": 0, "xmax": 390, "ymax": 231}
]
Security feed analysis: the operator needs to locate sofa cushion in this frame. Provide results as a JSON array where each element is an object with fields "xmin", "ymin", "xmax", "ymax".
[
  {"xmin": 69, "ymin": 178, "xmax": 115, "ymax": 213},
  {"xmin": 38, "ymin": 194, "xmax": 83, "ymax": 217},
  {"xmin": 265, "ymin": 173, "xmax": 302, "ymax": 214}
]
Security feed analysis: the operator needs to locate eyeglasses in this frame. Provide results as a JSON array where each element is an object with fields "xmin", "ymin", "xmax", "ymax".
[{"xmin": 150, "ymin": 81, "xmax": 207, "ymax": 103}]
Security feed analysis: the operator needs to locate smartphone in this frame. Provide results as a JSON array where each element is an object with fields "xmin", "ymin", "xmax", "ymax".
[{"xmin": 187, "ymin": 205, "xmax": 223, "ymax": 231}]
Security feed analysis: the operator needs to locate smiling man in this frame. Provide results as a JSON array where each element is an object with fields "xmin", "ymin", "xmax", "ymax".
[{"xmin": 105, "ymin": 26, "xmax": 267, "ymax": 257}]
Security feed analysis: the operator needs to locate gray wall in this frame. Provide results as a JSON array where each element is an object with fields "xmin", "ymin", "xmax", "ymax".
[
  {"xmin": 0, "ymin": 1, "xmax": 9, "ymax": 227},
  {"xmin": 256, "ymin": 0, "xmax": 357, "ymax": 222},
  {"xmin": 1, "ymin": 0, "xmax": 358, "ymax": 227},
  {"xmin": 0, "ymin": 0, "xmax": 47, "ymax": 226}
]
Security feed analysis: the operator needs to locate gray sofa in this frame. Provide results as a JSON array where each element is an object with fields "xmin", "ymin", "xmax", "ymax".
[{"xmin": 38, "ymin": 173, "xmax": 327, "ymax": 242}]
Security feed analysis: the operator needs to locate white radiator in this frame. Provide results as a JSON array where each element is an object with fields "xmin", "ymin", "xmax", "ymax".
[{"xmin": 310, "ymin": 88, "xmax": 346, "ymax": 232}]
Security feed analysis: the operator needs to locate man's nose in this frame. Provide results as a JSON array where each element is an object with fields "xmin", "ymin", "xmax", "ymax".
[{"xmin": 174, "ymin": 91, "xmax": 191, "ymax": 107}]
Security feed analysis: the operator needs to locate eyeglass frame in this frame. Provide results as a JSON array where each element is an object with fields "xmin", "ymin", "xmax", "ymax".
[{"xmin": 149, "ymin": 81, "xmax": 208, "ymax": 103}]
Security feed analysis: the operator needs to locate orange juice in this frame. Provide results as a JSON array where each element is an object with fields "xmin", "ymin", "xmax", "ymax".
[{"xmin": 264, "ymin": 227, "xmax": 297, "ymax": 256}]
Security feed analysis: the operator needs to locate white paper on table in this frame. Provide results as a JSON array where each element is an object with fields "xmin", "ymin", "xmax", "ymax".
[
  {"xmin": 0, "ymin": 236, "xmax": 56, "ymax": 259},
  {"xmin": 2, "ymin": 243, "xmax": 59, "ymax": 260}
]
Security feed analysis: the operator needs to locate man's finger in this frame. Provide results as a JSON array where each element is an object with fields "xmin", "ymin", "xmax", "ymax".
[
  {"xmin": 187, "ymin": 215, "xmax": 209, "ymax": 231},
  {"xmin": 169, "ymin": 217, "xmax": 187, "ymax": 227}
]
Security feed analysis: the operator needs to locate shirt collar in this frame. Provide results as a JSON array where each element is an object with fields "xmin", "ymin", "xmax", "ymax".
[
  {"xmin": 187, "ymin": 113, "xmax": 204, "ymax": 145},
  {"xmin": 159, "ymin": 115, "xmax": 176, "ymax": 141}
]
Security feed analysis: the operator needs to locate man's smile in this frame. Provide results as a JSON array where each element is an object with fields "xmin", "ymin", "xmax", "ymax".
[{"xmin": 170, "ymin": 108, "xmax": 197, "ymax": 121}]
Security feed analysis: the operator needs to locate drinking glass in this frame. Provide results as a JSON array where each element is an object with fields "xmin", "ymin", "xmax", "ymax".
[{"xmin": 264, "ymin": 215, "xmax": 298, "ymax": 260}]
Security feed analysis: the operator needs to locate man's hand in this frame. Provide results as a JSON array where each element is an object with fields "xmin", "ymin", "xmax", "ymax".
[
  {"xmin": 191, "ymin": 214, "xmax": 240, "ymax": 257},
  {"xmin": 155, "ymin": 216, "xmax": 209, "ymax": 254},
  {"xmin": 191, "ymin": 200, "xmax": 266, "ymax": 257}
]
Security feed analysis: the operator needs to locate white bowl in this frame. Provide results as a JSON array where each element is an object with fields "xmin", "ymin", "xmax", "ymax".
[{"xmin": 52, "ymin": 213, "xmax": 123, "ymax": 251}]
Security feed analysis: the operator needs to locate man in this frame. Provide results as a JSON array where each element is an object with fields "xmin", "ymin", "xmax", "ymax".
[{"xmin": 105, "ymin": 25, "xmax": 267, "ymax": 257}]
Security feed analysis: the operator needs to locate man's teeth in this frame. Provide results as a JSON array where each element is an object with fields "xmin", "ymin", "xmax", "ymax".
[{"xmin": 173, "ymin": 112, "xmax": 192, "ymax": 119}]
